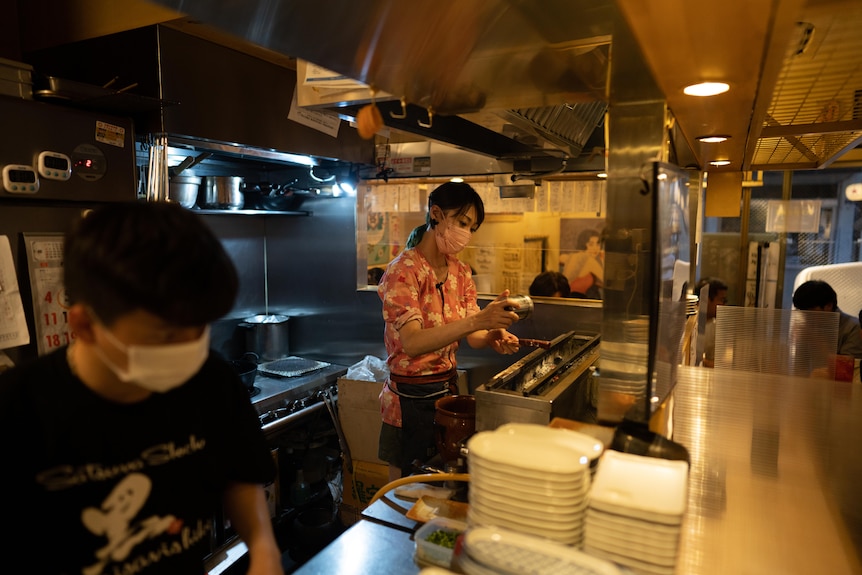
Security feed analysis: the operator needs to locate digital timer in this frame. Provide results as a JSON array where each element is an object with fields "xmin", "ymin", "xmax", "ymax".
[
  {"xmin": 2, "ymin": 164, "xmax": 40, "ymax": 194},
  {"xmin": 37, "ymin": 151, "xmax": 72, "ymax": 181}
]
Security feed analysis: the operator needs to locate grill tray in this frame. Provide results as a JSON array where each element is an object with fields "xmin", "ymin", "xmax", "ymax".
[{"xmin": 258, "ymin": 356, "xmax": 331, "ymax": 378}]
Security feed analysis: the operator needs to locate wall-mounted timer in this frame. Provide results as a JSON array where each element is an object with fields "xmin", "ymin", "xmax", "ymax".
[
  {"xmin": 2, "ymin": 164, "xmax": 39, "ymax": 194},
  {"xmin": 37, "ymin": 151, "xmax": 72, "ymax": 181}
]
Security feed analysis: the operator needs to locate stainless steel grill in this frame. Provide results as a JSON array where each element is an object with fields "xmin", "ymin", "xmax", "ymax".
[{"xmin": 475, "ymin": 331, "xmax": 600, "ymax": 431}]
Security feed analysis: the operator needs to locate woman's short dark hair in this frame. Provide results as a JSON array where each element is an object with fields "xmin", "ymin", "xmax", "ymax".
[
  {"xmin": 64, "ymin": 201, "xmax": 238, "ymax": 326},
  {"xmin": 406, "ymin": 182, "xmax": 485, "ymax": 248}
]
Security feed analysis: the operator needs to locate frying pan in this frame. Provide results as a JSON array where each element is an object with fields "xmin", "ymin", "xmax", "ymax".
[{"xmin": 228, "ymin": 352, "xmax": 259, "ymax": 391}]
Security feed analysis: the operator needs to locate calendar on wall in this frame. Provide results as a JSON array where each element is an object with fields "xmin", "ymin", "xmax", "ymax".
[{"xmin": 23, "ymin": 233, "xmax": 71, "ymax": 356}]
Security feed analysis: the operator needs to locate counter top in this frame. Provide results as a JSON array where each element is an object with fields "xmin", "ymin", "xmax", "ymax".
[
  {"xmin": 671, "ymin": 365, "xmax": 862, "ymax": 574},
  {"xmin": 292, "ymin": 364, "xmax": 862, "ymax": 575},
  {"xmin": 291, "ymin": 518, "xmax": 420, "ymax": 575}
]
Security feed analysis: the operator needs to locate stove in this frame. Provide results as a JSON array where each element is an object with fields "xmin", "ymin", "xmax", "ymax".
[{"xmin": 249, "ymin": 359, "xmax": 348, "ymax": 436}]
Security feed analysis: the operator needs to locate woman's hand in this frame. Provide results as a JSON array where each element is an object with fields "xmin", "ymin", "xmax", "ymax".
[
  {"xmin": 487, "ymin": 328, "xmax": 520, "ymax": 354},
  {"xmin": 473, "ymin": 289, "xmax": 520, "ymax": 330}
]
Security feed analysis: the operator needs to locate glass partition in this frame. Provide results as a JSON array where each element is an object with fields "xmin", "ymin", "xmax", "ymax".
[{"xmin": 357, "ymin": 178, "xmax": 607, "ymax": 299}]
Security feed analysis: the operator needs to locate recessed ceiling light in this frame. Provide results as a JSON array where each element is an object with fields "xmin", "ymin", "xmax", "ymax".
[
  {"xmin": 450, "ymin": 177, "xmax": 464, "ymax": 183},
  {"xmin": 697, "ymin": 135, "xmax": 729, "ymax": 143},
  {"xmin": 709, "ymin": 160, "xmax": 732, "ymax": 166},
  {"xmin": 597, "ymin": 172, "xmax": 607, "ymax": 178},
  {"xmin": 684, "ymin": 82, "xmax": 730, "ymax": 97}
]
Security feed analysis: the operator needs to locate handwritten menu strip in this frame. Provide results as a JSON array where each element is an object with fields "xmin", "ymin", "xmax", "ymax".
[
  {"xmin": 0, "ymin": 235, "xmax": 30, "ymax": 350},
  {"xmin": 23, "ymin": 233, "xmax": 71, "ymax": 356}
]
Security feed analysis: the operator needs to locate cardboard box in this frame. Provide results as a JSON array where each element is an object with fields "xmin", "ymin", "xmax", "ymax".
[
  {"xmin": 342, "ymin": 458, "xmax": 390, "ymax": 509},
  {"xmin": 337, "ymin": 377, "xmax": 386, "ymax": 464},
  {"xmin": 336, "ymin": 372, "xmax": 469, "ymax": 465}
]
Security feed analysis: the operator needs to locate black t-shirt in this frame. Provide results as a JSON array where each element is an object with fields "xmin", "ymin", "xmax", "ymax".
[{"xmin": 0, "ymin": 348, "xmax": 275, "ymax": 575}]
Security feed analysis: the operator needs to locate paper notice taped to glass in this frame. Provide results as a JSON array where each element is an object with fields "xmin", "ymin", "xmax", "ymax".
[{"xmin": 0, "ymin": 235, "xmax": 31, "ymax": 349}]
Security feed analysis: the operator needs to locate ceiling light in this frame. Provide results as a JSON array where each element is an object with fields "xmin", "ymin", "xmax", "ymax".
[
  {"xmin": 450, "ymin": 177, "xmax": 464, "ymax": 183},
  {"xmin": 597, "ymin": 172, "xmax": 607, "ymax": 179},
  {"xmin": 697, "ymin": 135, "xmax": 729, "ymax": 143},
  {"xmin": 683, "ymin": 82, "xmax": 730, "ymax": 97},
  {"xmin": 709, "ymin": 160, "xmax": 731, "ymax": 167}
]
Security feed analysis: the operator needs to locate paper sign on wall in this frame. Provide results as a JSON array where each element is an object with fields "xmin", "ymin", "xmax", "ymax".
[{"xmin": 0, "ymin": 235, "xmax": 30, "ymax": 350}]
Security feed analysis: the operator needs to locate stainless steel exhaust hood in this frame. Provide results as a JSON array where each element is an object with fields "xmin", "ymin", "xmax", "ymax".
[{"xmin": 145, "ymin": 0, "xmax": 615, "ymax": 165}]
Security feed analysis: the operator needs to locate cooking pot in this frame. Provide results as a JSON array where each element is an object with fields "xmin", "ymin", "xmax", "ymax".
[
  {"xmin": 167, "ymin": 175, "xmax": 200, "ymax": 209},
  {"xmin": 227, "ymin": 352, "xmax": 259, "ymax": 391},
  {"xmin": 201, "ymin": 176, "xmax": 244, "ymax": 210},
  {"xmin": 434, "ymin": 395, "xmax": 476, "ymax": 464},
  {"xmin": 240, "ymin": 314, "xmax": 290, "ymax": 361}
]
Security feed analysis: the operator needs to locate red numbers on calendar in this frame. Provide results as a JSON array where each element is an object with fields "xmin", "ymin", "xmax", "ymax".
[
  {"xmin": 43, "ymin": 311, "xmax": 68, "ymax": 326},
  {"xmin": 44, "ymin": 332, "xmax": 75, "ymax": 348}
]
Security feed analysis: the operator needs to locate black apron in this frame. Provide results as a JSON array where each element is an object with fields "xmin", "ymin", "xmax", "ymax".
[{"xmin": 390, "ymin": 370, "xmax": 458, "ymax": 474}]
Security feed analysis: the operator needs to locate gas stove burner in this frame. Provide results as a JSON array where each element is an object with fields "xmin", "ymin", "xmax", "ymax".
[{"xmin": 248, "ymin": 386, "xmax": 261, "ymax": 398}]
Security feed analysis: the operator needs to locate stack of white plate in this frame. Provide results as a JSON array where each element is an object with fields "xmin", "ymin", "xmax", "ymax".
[
  {"xmin": 585, "ymin": 450, "xmax": 688, "ymax": 575},
  {"xmin": 466, "ymin": 423, "xmax": 602, "ymax": 547},
  {"xmin": 621, "ymin": 317, "xmax": 649, "ymax": 344},
  {"xmin": 597, "ymin": 341, "xmax": 649, "ymax": 397},
  {"xmin": 685, "ymin": 294, "xmax": 699, "ymax": 317}
]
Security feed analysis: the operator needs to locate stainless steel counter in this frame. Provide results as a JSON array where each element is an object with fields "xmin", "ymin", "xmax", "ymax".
[
  {"xmin": 671, "ymin": 365, "xmax": 862, "ymax": 574},
  {"xmin": 290, "ymin": 364, "xmax": 862, "ymax": 575}
]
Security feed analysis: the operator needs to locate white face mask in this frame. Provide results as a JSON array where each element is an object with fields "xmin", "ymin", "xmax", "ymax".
[
  {"xmin": 95, "ymin": 325, "xmax": 211, "ymax": 393},
  {"xmin": 434, "ymin": 215, "xmax": 472, "ymax": 254}
]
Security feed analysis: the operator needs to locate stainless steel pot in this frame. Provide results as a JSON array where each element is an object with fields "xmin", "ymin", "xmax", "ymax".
[
  {"xmin": 202, "ymin": 176, "xmax": 244, "ymax": 209},
  {"xmin": 167, "ymin": 175, "xmax": 201, "ymax": 208},
  {"xmin": 240, "ymin": 314, "xmax": 290, "ymax": 361}
]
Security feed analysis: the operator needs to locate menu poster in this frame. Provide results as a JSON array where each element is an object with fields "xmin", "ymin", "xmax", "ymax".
[
  {"xmin": 23, "ymin": 233, "xmax": 71, "ymax": 356},
  {"xmin": 0, "ymin": 235, "xmax": 30, "ymax": 350}
]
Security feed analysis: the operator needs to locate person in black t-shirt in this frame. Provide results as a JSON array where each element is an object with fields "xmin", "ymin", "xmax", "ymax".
[{"xmin": 0, "ymin": 202, "xmax": 282, "ymax": 575}]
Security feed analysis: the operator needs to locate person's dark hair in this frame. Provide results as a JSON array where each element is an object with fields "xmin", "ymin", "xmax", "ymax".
[
  {"xmin": 577, "ymin": 228, "xmax": 601, "ymax": 250},
  {"xmin": 368, "ymin": 267, "xmax": 385, "ymax": 285},
  {"xmin": 792, "ymin": 279, "xmax": 838, "ymax": 310},
  {"xmin": 64, "ymin": 201, "xmax": 238, "ymax": 326},
  {"xmin": 694, "ymin": 277, "xmax": 728, "ymax": 301},
  {"xmin": 406, "ymin": 182, "xmax": 485, "ymax": 249},
  {"xmin": 529, "ymin": 271, "xmax": 571, "ymax": 297}
]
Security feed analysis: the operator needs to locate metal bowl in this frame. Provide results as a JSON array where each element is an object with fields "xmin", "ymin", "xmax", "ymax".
[{"xmin": 168, "ymin": 175, "xmax": 201, "ymax": 209}]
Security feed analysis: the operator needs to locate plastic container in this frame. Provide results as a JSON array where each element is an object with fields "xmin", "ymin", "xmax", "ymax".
[{"xmin": 414, "ymin": 517, "xmax": 467, "ymax": 568}]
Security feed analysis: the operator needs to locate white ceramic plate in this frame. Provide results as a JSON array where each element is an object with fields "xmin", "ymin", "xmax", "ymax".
[
  {"xmin": 584, "ymin": 545, "xmax": 677, "ymax": 575},
  {"xmin": 469, "ymin": 472, "xmax": 590, "ymax": 506},
  {"xmin": 468, "ymin": 507, "xmax": 583, "ymax": 546},
  {"xmin": 494, "ymin": 423, "xmax": 604, "ymax": 462},
  {"xmin": 466, "ymin": 430, "xmax": 591, "ymax": 475},
  {"xmin": 585, "ymin": 509, "xmax": 682, "ymax": 537},
  {"xmin": 584, "ymin": 530, "xmax": 679, "ymax": 564},
  {"xmin": 589, "ymin": 450, "xmax": 688, "ymax": 522},
  {"xmin": 468, "ymin": 488, "xmax": 587, "ymax": 524},
  {"xmin": 468, "ymin": 456, "xmax": 589, "ymax": 490},
  {"xmin": 585, "ymin": 520, "xmax": 680, "ymax": 550}
]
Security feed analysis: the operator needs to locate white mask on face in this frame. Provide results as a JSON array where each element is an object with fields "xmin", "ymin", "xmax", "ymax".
[
  {"xmin": 95, "ymin": 325, "xmax": 210, "ymax": 393},
  {"xmin": 434, "ymin": 215, "xmax": 472, "ymax": 254}
]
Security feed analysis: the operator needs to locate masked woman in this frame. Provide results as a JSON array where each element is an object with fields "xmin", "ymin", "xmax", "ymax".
[{"xmin": 377, "ymin": 182, "xmax": 523, "ymax": 479}]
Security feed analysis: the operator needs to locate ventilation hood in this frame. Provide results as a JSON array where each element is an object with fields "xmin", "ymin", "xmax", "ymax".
[
  {"xmin": 144, "ymin": 0, "xmax": 617, "ymax": 170},
  {"xmin": 143, "ymin": 0, "xmax": 862, "ymax": 173}
]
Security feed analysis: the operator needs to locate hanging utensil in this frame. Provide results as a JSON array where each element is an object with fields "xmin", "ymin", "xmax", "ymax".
[{"xmin": 169, "ymin": 151, "xmax": 211, "ymax": 177}]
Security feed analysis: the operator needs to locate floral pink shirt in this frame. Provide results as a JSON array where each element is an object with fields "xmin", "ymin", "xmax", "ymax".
[{"xmin": 377, "ymin": 247, "xmax": 479, "ymax": 426}]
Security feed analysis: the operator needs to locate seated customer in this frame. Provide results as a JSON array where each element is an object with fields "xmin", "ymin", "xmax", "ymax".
[
  {"xmin": 793, "ymin": 279, "xmax": 862, "ymax": 359},
  {"xmin": 694, "ymin": 277, "xmax": 728, "ymax": 368},
  {"xmin": 529, "ymin": 271, "xmax": 571, "ymax": 298}
]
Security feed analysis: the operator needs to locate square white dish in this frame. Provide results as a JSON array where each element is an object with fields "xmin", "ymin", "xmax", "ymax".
[{"xmin": 589, "ymin": 450, "xmax": 689, "ymax": 520}]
